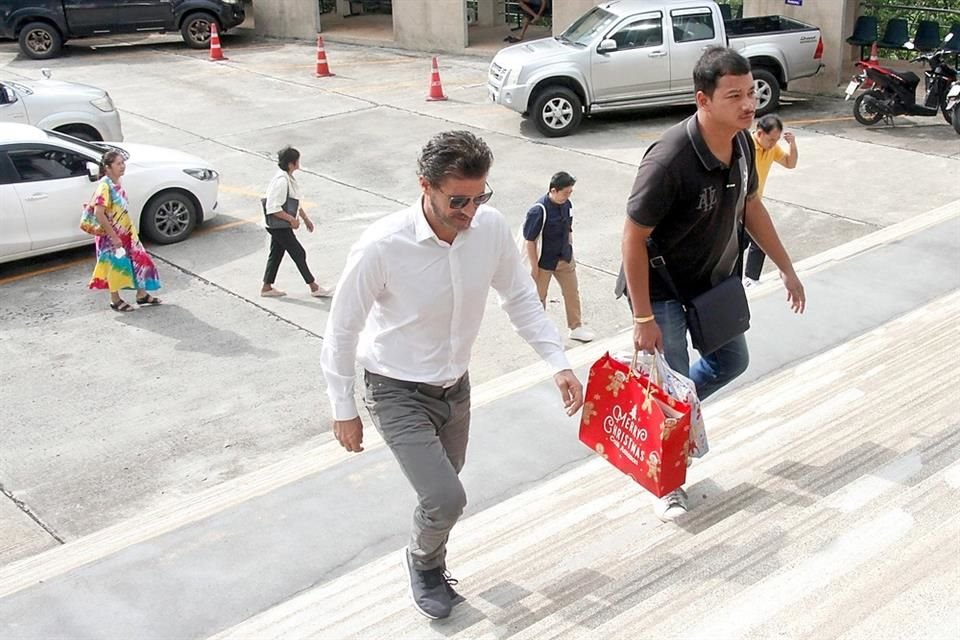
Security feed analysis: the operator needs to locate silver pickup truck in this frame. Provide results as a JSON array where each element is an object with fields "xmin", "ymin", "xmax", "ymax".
[{"xmin": 488, "ymin": 0, "xmax": 824, "ymax": 136}]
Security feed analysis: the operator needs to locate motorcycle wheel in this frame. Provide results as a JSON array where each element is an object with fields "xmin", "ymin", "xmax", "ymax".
[
  {"xmin": 941, "ymin": 95, "xmax": 952, "ymax": 124},
  {"xmin": 953, "ymin": 106, "xmax": 960, "ymax": 135},
  {"xmin": 853, "ymin": 91, "xmax": 885, "ymax": 126}
]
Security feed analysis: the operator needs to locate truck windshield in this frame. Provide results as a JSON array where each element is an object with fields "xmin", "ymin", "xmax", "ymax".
[{"xmin": 560, "ymin": 7, "xmax": 619, "ymax": 47}]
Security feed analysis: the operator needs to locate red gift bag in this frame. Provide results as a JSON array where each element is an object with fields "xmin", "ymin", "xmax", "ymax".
[{"xmin": 579, "ymin": 352, "xmax": 692, "ymax": 498}]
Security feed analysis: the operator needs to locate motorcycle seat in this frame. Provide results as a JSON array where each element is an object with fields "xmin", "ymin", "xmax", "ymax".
[{"xmin": 893, "ymin": 71, "xmax": 921, "ymax": 90}]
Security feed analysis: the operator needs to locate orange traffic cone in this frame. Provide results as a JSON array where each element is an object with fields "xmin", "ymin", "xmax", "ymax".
[
  {"xmin": 426, "ymin": 56, "xmax": 448, "ymax": 102},
  {"xmin": 209, "ymin": 22, "xmax": 227, "ymax": 61},
  {"xmin": 868, "ymin": 41, "xmax": 879, "ymax": 62},
  {"xmin": 315, "ymin": 35, "xmax": 335, "ymax": 77}
]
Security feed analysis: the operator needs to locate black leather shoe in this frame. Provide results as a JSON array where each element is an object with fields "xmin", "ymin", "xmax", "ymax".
[{"xmin": 402, "ymin": 550, "xmax": 452, "ymax": 619}]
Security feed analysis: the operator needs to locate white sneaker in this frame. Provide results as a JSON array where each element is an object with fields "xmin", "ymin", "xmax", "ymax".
[
  {"xmin": 652, "ymin": 487, "xmax": 688, "ymax": 522},
  {"xmin": 742, "ymin": 277, "xmax": 758, "ymax": 288},
  {"xmin": 569, "ymin": 326, "xmax": 596, "ymax": 342},
  {"xmin": 310, "ymin": 285, "xmax": 334, "ymax": 298},
  {"xmin": 260, "ymin": 287, "xmax": 287, "ymax": 298}
]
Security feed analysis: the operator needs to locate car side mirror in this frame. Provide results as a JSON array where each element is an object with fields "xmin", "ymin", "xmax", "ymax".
[
  {"xmin": 598, "ymin": 39, "xmax": 618, "ymax": 53},
  {"xmin": 86, "ymin": 162, "xmax": 99, "ymax": 182}
]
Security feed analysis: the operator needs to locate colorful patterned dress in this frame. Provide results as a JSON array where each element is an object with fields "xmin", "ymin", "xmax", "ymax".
[{"xmin": 88, "ymin": 177, "xmax": 161, "ymax": 292}]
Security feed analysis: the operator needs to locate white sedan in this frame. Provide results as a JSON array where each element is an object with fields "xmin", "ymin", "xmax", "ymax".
[{"xmin": 0, "ymin": 123, "xmax": 219, "ymax": 264}]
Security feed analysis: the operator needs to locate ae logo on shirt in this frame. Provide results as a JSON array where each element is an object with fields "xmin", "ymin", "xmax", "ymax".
[{"xmin": 696, "ymin": 185, "xmax": 719, "ymax": 213}]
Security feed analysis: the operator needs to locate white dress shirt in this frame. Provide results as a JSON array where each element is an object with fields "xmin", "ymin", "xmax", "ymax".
[{"xmin": 321, "ymin": 198, "xmax": 572, "ymax": 421}]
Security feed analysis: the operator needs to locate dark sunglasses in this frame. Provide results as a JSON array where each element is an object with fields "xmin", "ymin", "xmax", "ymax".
[{"xmin": 436, "ymin": 184, "xmax": 494, "ymax": 210}]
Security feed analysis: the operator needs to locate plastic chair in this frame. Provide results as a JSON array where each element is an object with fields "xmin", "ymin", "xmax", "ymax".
[
  {"xmin": 913, "ymin": 20, "xmax": 941, "ymax": 52},
  {"xmin": 846, "ymin": 15, "xmax": 877, "ymax": 46},
  {"xmin": 878, "ymin": 18, "xmax": 910, "ymax": 49},
  {"xmin": 944, "ymin": 23, "xmax": 960, "ymax": 52}
]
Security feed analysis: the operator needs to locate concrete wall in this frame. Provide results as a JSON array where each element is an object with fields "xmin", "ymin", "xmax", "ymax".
[
  {"xmin": 255, "ymin": 0, "xmax": 320, "ymax": 40},
  {"xmin": 394, "ymin": 0, "xmax": 468, "ymax": 51},
  {"xmin": 743, "ymin": 0, "xmax": 858, "ymax": 95}
]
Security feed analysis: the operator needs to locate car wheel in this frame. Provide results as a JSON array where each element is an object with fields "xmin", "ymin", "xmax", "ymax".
[
  {"xmin": 752, "ymin": 69, "xmax": 780, "ymax": 117},
  {"xmin": 532, "ymin": 87, "xmax": 583, "ymax": 138},
  {"xmin": 55, "ymin": 125, "xmax": 102, "ymax": 142},
  {"xmin": 853, "ymin": 91, "xmax": 885, "ymax": 126},
  {"xmin": 141, "ymin": 191, "xmax": 197, "ymax": 244},
  {"xmin": 19, "ymin": 22, "xmax": 63, "ymax": 60},
  {"xmin": 181, "ymin": 12, "xmax": 217, "ymax": 49}
]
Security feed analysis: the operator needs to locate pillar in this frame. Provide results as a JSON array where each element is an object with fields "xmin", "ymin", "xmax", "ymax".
[
  {"xmin": 476, "ymin": 0, "xmax": 501, "ymax": 27},
  {"xmin": 393, "ymin": 0, "xmax": 467, "ymax": 51},
  {"xmin": 255, "ymin": 0, "xmax": 320, "ymax": 40}
]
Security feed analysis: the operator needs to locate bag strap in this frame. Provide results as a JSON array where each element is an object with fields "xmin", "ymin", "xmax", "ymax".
[
  {"xmin": 535, "ymin": 202, "xmax": 546, "ymax": 236},
  {"xmin": 646, "ymin": 237, "xmax": 687, "ymax": 305}
]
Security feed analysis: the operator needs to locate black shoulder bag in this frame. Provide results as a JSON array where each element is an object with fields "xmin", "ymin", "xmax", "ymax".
[{"xmin": 646, "ymin": 133, "xmax": 752, "ymax": 356}]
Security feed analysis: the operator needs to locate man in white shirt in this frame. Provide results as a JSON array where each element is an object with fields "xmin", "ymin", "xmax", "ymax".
[{"xmin": 320, "ymin": 131, "xmax": 584, "ymax": 620}]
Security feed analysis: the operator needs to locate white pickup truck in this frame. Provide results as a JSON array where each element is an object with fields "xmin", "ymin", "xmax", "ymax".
[
  {"xmin": 489, "ymin": 0, "xmax": 824, "ymax": 136},
  {"xmin": 0, "ymin": 70, "xmax": 123, "ymax": 141}
]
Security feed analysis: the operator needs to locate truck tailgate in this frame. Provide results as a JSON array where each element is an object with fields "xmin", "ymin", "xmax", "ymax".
[{"xmin": 728, "ymin": 16, "xmax": 823, "ymax": 82}]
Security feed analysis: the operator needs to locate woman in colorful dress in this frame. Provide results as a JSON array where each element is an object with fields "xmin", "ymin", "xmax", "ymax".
[{"xmin": 88, "ymin": 150, "xmax": 162, "ymax": 312}]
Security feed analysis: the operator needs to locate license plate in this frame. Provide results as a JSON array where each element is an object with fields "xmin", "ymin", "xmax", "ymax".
[{"xmin": 845, "ymin": 80, "xmax": 860, "ymax": 99}]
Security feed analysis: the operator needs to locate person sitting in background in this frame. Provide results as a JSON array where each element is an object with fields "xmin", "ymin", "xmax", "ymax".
[{"xmin": 505, "ymin": 0, "xmax": 550, "ymax": 43}]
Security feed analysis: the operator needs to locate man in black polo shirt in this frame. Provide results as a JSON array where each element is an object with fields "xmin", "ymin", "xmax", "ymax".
[{"xmin": 620, "ymin": 47, "xmax": 806, "ymax": 521}]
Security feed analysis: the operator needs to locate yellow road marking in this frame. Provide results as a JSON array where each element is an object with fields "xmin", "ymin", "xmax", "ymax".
[
  {"xmin": 219, "ymin": 184, "xmax": 318, "ymax": 209},
  {"xmin": 784, "ymin": 115, "xmax": 855, "ymax": 126},
  {"xmin": 0, "ymin": 257, "xmax": 92, "ymax": 286},
  {"xmin": 196, "ymin": 216, "xmax": 261, "ymax": 234}
]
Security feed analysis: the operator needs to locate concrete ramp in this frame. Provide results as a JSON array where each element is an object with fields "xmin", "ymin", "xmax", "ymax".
[{"xmin": 212, "ymin": 292, "xmax": 960, "ymax": 640}]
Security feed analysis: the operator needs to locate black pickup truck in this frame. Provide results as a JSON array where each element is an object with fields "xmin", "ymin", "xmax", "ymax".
[{"xmin": 0, "ymin": 0, "xmax": 246, "ymax": 59}]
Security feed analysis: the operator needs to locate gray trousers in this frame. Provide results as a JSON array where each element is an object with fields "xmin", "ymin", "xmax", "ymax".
[{"xmin": 363, "ymin": 370, "xmax": 471, "ymax": 571}]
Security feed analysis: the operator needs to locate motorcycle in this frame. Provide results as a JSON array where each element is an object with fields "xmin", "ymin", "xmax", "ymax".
[
  {"xmin": 845, "ymin": 33, "xmax": 958, "ymax": 130},
  {"xmin": 946, "ymin": 76, "xmax": 960, "ymax": 135}
]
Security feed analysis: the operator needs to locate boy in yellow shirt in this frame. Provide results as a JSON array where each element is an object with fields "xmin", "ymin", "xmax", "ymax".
[{"xmin": 745, "ymin": 114, "xmax": 798, "ymax": 285}]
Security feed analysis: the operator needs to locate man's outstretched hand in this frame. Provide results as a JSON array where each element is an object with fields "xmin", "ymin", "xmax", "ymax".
[{"xmin": 554, "ymin": 369, "xmax": 584, "ymax": 416}]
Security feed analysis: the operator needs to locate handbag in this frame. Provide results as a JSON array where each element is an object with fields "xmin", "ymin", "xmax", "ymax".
[
  {"xmin": 79, "ymin": 180, "xmax": 120, "ymax": 236},
  {"xmin": 579, "ymin": 352, "xmax": 692, "ymax": 497},
  {"xmin": 648, "ymin": 244, "xmax": 750, "ymax": 356},
  {"xmin": 79, "ymin": 202, "xmax": 106, "ymax": 236},
  {"xmin": 261, "ymin": 177, "xmax": 293, "ymax": 229}
]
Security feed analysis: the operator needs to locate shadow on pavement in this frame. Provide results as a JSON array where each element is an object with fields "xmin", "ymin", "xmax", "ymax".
[{"xmin": 114, "ymin": 303, "xmax": 277, "ymax": 358}]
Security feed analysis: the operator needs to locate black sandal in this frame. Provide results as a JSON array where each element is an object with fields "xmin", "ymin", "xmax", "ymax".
[
  {"xmin": 110, "ymin": 300, "xmax": 135, "ymax": 312},
  {"xmin": 136, "ymin": 294, "xmax": 162, "ymax": 305}
]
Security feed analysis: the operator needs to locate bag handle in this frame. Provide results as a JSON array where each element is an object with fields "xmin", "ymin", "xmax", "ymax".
[{"xmin": 629, "ymin": 350, "xmax": 663, "ymax": 388}]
